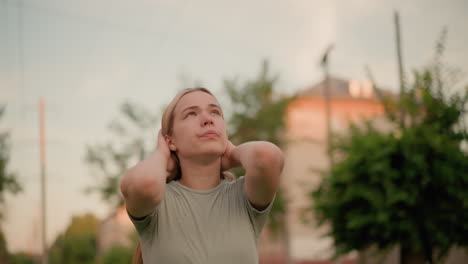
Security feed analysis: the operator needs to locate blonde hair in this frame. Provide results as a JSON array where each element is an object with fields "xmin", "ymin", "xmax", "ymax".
[{"xmin": 161, "ymin": 87, "xmax": 234, "ymax": 182}]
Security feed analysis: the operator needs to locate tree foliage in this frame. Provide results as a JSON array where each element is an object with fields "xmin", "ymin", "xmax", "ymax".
[
  {"xmin": 49, "ymin": 213, "xmax": 99, "ymax": 264},
  {"xmin": 84, "ymin": 102, "xmax": 159, "ymax": 206},
  {"xmin": 100, "ymin": 244, "xmax": 133, "ymax": 264},
  {"xmin": 0, "ymin": 105, "xmax": 22, "ymax": 221},
  {"xmin": 0, "ymin": 229, "xmax": 10, "ymax": 263},
  {"xmin": 0, "ymin": 106, "xmax": 22, "ymax": 263},
  {"xmin": 311, "ymin": 34, "xmax": 468, "ymax": 262},
  {"xmin": 224, "ymin": 60, "xmax": 294, "ymax": 235},
  {"xmin": 9, "ymin": 253, "xmax": 36, "ymax": 264}
]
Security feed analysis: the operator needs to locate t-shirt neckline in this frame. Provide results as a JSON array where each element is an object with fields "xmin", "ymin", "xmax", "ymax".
[{"xmin": 172, "ymin": 179, "xmax": 226, "ymax": 194}]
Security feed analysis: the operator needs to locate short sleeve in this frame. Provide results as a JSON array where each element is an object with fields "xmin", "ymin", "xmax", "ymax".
[
  {"xmin": 127, "ymin": 206, "xmax": 158, "ymax": 242},
  {"xmin": 236, "ymin": 176, "xmax": 276, "ymax": 238}
]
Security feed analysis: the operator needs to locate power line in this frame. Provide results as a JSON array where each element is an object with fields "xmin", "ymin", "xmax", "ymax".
[
  {"xmin": 16, "ymin": 0, "xmax": 24, "ymax": 117},
  {"xmin": 5, "ymin": 0, "xmax": 175, "ymax": 38},
  {"xmin": 5, "ymin": 0, "xmax": 190, "ymax": 107}
]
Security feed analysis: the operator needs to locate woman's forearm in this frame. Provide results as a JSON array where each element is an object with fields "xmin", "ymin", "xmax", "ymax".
[
  {"xmin": 231, "ymin": 141, "xmax": 284, "ymax": 176},
  {"xmin": 120, "ymin": 150, "xmax": 169, "ymax": 218},
  {"xmin": 230, "ymin": 141, "xmax": 284, "ymax": 209}
]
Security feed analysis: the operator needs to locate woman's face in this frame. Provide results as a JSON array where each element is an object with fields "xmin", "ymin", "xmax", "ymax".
[{"xmin": 168, "ymin": 91, "xmax": 228, "ymax": 159}]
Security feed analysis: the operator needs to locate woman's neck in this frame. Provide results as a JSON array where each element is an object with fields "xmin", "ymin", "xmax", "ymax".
[{"xmin": 178, "ymin": 157, "xmax": 222, "ymax": 190}]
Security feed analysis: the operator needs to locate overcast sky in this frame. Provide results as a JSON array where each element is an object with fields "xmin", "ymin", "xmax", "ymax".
[{"xmin": 1, "ymin": 0, "xmax": 467, "ymax": 253}]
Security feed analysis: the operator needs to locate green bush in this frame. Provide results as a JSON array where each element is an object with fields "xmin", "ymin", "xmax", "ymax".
[
  {"xmin": 101, "ymin": 245, "xmax": 133, "ymax": 264},
  {"xmin": 311, "ymin": 46, "xmax": 468, "ymax": 263}
]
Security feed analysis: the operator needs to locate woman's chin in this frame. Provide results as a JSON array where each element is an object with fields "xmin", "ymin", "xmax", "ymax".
[
  {"xmin": 197, "ymin": 146, "xmax": 225, "ymax": 157},
  {"xmin": 180, "ymin": 143, "xmax": 225, "ymax": 158},
  {"xmin": 199, "ymin": 142, "xmax": 225, "ymax": 151}
]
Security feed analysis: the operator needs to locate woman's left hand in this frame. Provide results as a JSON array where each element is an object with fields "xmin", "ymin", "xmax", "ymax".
[{"xmin": 221, "ymin": 140, "xmax": 237, "ymax": 171}]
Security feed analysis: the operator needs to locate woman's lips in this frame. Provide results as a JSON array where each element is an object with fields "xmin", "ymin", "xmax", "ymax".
[{"xmin": 200, "ymin": 130, "xmax": 219, "ymax": 138}]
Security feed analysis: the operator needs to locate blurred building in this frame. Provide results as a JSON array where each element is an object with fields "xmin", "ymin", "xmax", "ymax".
[
  {"xmin": 259, "ymin": 76, "xmax": 388, "ymax": 264},
  {"xmin": 97, "ymin": 204, "xmax": 134, "ymax": 255}
]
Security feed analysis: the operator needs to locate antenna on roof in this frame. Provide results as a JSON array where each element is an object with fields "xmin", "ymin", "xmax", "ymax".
[{"xmin": 320, "ymin": 43, "xmax": 335, "ymax": 169}]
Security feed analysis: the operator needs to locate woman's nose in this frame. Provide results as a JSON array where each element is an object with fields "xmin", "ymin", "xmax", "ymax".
[{"xmin": 201, "ymin": 113, "xmax": 214, "ymax": 127}]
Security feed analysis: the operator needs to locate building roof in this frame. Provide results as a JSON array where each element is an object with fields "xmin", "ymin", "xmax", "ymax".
[{"xmin": 299, "ymin": 76, "xmax": 394, "ymax": 100}]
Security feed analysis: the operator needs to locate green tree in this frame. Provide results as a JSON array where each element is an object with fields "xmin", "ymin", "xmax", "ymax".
[
  {"xmin": 84, "ymin": 102, "xmax": 159, "ymax": 207},
  {"xmin": 100, "ymin": 244, "xmax": 133, "ymax": 264},
  {"xmin": 10, "ymin": 253, "xmax": 36, "ymax": 264},
  {"xmin": 0, "ymin": 229, "xmax": 10, "ymax": 263},
  {"xmin": 311, "ymin": 35, "xmax": 468, "ymax": 263},
  {"xmin": 0, "ymin": 106, "xmax": 21, "ymax": 218},
  {"xmin": 0, "ymin": 105, "xmax": 22, "ymax": 263},
  {"xmin": 49, "ymin": 213, "xmax": 99, "ymax": 264},
  {"xmin": 224, "ymin": 60, "xmax": 294, "ymax": 246}
]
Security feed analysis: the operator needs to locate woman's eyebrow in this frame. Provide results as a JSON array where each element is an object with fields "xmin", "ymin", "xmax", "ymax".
[
  {"xmin": 181, "ymin": 104, "xmax": 221, "ymax": 114},
  {"xmin": 208, "ymin": 104, "xmax": 222, "ymax": 111},
  {"xmin": 181, "ymin": 105, "xmax": 199, "ymax": 114}
]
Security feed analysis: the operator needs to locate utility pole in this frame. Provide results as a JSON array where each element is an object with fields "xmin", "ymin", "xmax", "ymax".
[
  {"xmin": 321, "ymin": 44, "xmax": 340, "ymax": 264},
  {"xmin": 320, "ymin": 44, "xmax": 334, "ymax": 169},
  {"xmin": 394, "ymin": 11, "xmax": 406, "ymax": 128},
  {"xmin": 39, "ymin": 98, "xmax": 48, "ymax": 264}
]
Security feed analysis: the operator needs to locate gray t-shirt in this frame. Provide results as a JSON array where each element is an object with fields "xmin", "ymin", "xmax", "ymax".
[{"xmin": 129, "ymin": 176, "xmax": 274, "ymax": 264}]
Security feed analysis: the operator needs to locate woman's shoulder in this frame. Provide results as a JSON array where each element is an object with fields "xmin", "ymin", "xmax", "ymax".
[{"xmin": 224, "ymin": 176, "xmax": 246, "ymax": 195}]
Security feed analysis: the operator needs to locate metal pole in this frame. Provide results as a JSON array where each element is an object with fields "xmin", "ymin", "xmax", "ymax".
[
  {"xmin": 39, "ymin": 98, "xmax": 48, "ymax": 264},
  {"xmin": 321, "ymin": 44, "xmax": 334, "ymax": 169},
  {"xmin": 394, "ymin": 11, "xmax": 405, "ymax": 128},
  {"xmin": 324, "ymin": 66, "xmax": 332, "ymax": 168},
  {"xmin": 321, "ymin": 45, "xmax": 339, "ymax": 264}
]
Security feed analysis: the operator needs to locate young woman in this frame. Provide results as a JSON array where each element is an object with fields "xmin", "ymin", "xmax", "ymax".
[{"xmin": 120, "ymin": 87, "xmax": 284, "ymax": 264}]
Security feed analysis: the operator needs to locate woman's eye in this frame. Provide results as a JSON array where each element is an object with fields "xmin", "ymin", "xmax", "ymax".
[
  {"xmin": 211, "ymin": 110, "xmax": 221, "ymax": 116},
  {"xmin": 186, "ymin": 112, "xmax": 196, "ymax": 117}
]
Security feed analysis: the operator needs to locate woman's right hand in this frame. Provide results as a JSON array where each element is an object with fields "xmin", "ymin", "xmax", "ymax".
[
  {"xmin": 157, "ymin": 130, "xmax": 171, "ymax": 158},
  {"xmin": 157, "ymin": 130, "xmax": 177, "ymax": 180},
  {"xmin": 122, "ymin": 130, "xmax": 174, "ymax": 218}
]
